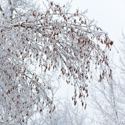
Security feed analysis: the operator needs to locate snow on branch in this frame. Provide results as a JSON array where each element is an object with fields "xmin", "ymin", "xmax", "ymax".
[{"xmin": 0, "ymin": 1, "xmax": 113, "ymax": 124}]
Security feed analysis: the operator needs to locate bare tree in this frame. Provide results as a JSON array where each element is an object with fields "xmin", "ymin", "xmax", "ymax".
[{"xmin": 29, "ymin": 98, "xmax": 87, "ymax": 125}]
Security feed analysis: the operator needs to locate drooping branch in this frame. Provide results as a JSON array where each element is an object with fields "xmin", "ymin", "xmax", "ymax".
[{"xmin": 0, "ymin": 1, "xmax": 114, "ymax": 124}]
